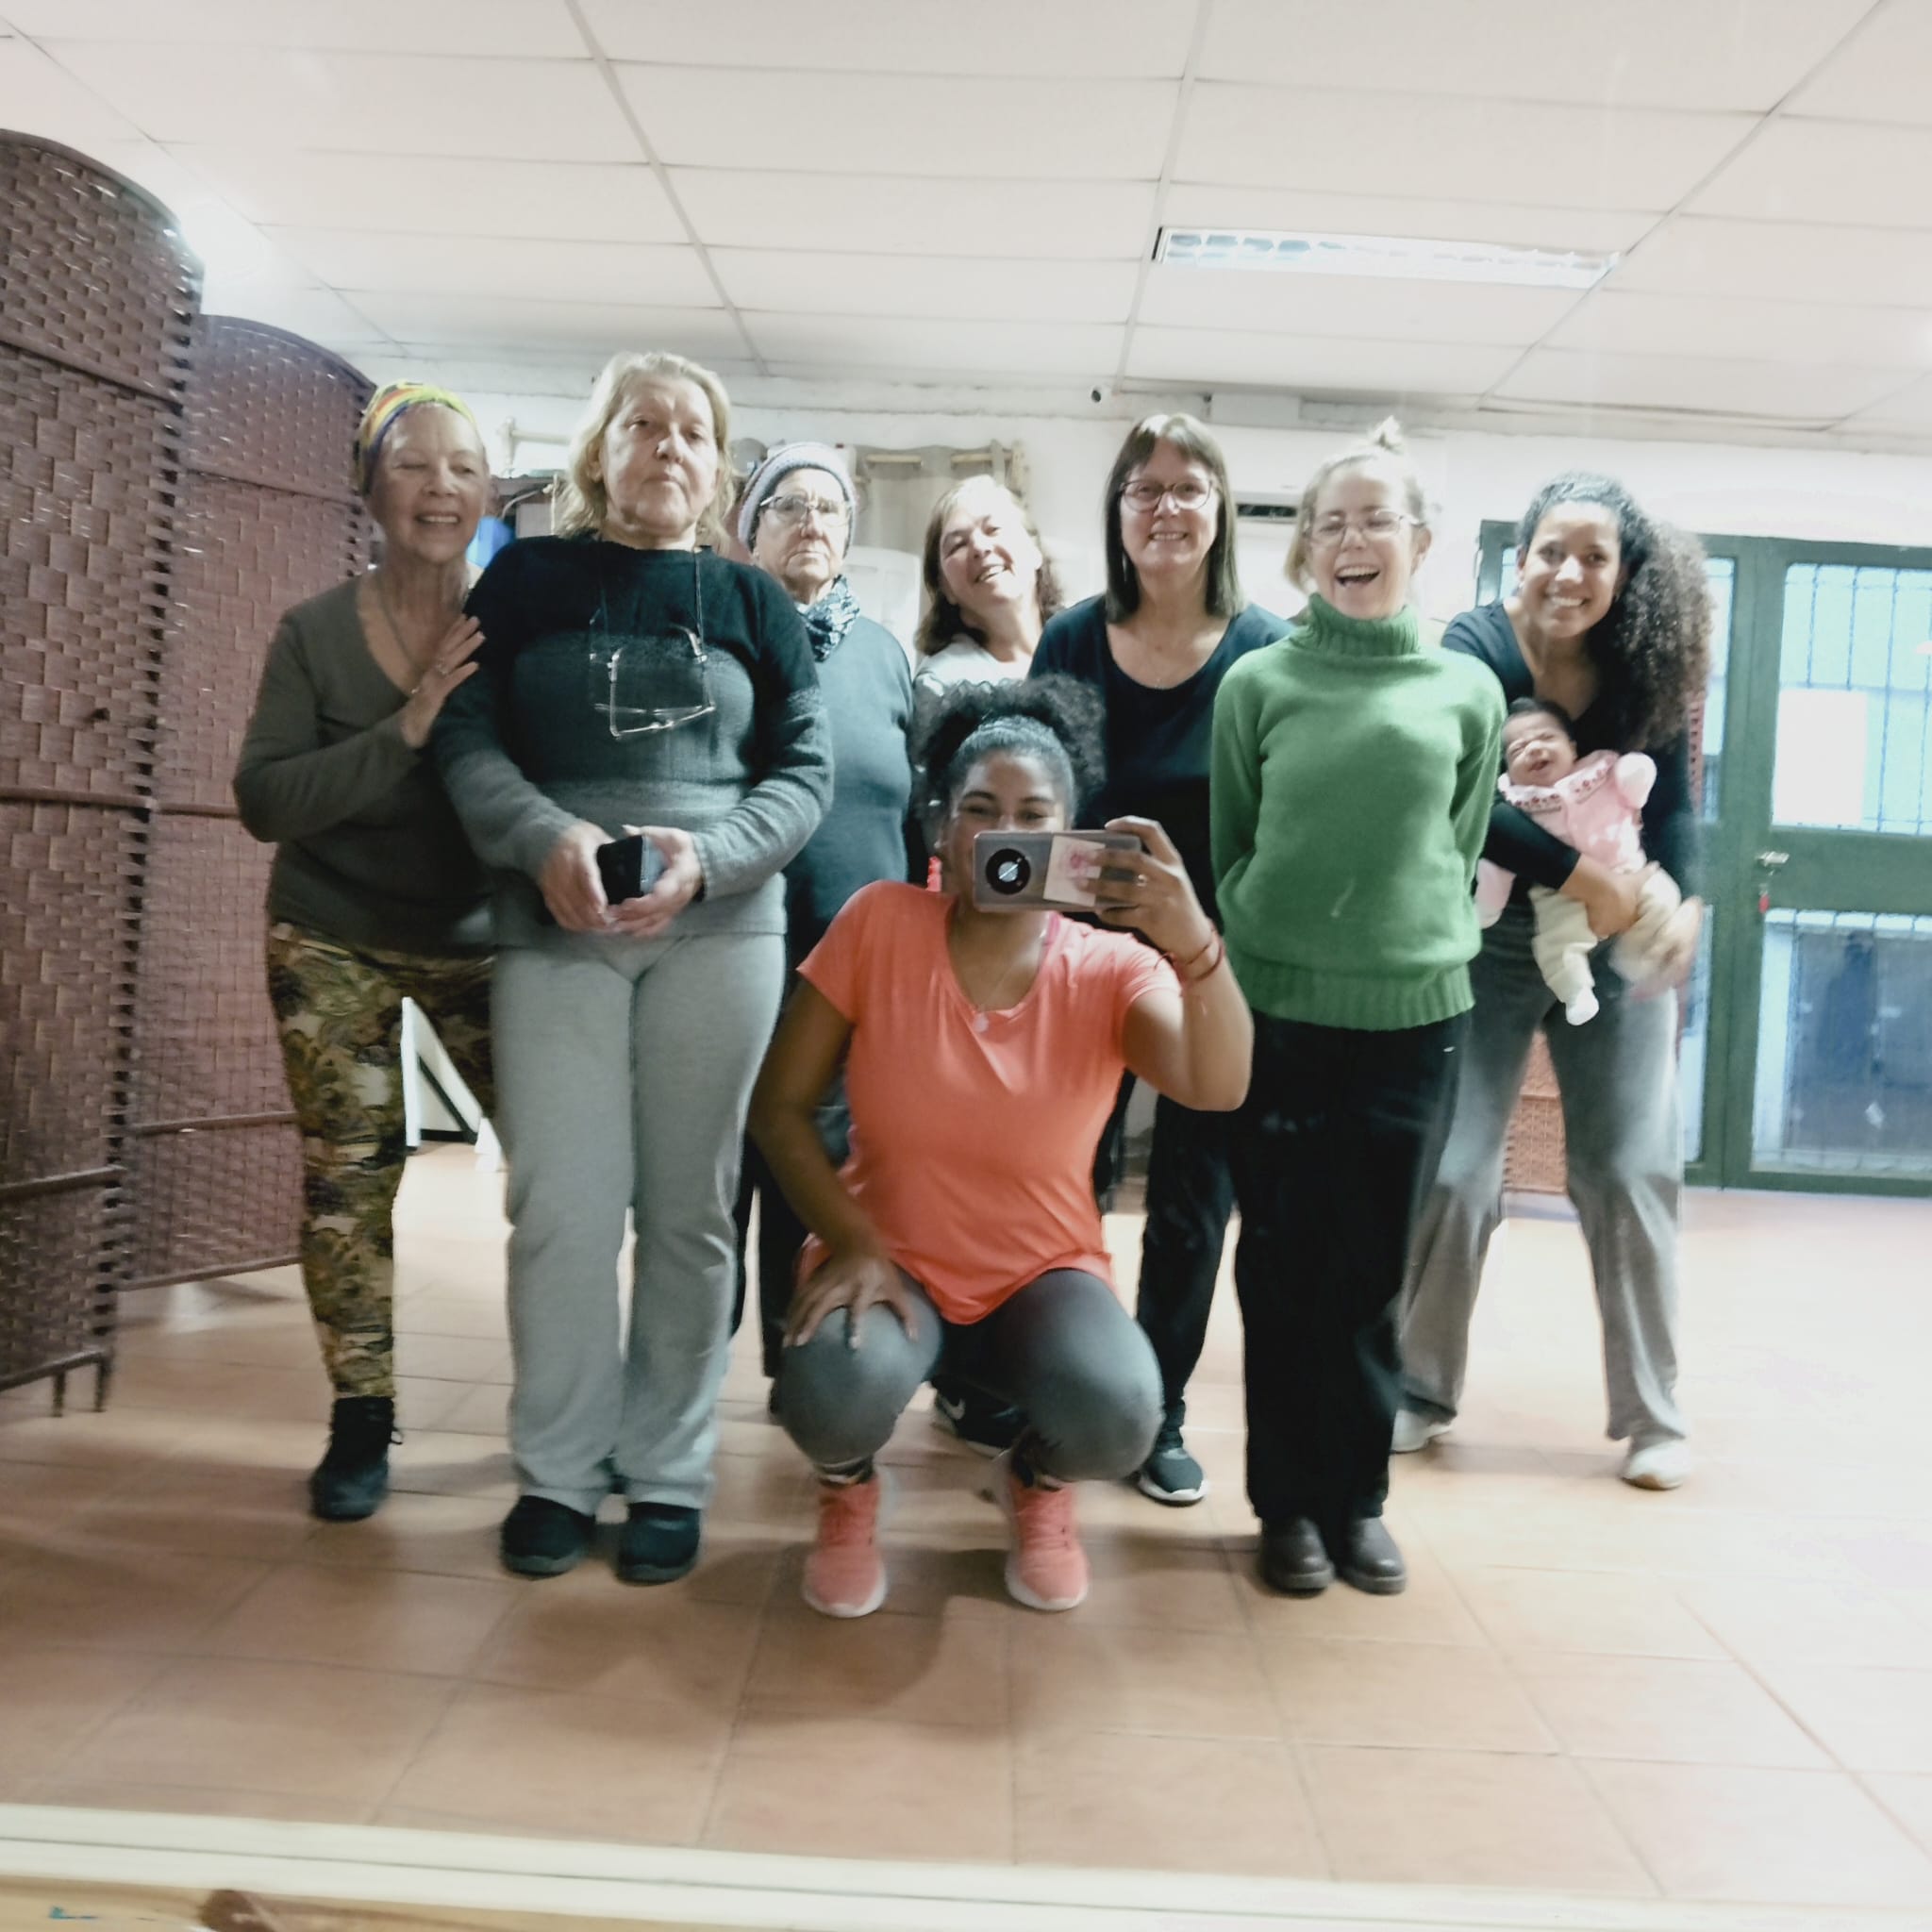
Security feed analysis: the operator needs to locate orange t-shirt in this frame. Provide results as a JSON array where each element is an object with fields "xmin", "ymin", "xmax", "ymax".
[{"xmin": 797, "ymin": 881, "xmax": 1178, "ymax": 1324}]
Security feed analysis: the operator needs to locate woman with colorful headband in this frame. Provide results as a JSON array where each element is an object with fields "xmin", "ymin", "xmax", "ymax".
[{"xmin": 235, "ymin": 380, "xmax": 496, "ymax": 1524}]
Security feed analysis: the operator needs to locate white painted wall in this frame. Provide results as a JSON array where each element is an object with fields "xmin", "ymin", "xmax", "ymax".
[{"xmin": 439, "ymin": 375, "xmax": 1932, "ymax": 630}]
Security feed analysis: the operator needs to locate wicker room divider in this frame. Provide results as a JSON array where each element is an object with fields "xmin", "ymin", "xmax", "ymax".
[
  {"xmin": 0, "ymin": 136, "xmax": 198, "ymax": 1406},
  {"xmin": 126, "ymin": 319, "xmax": 374, "ymax": 1291}
]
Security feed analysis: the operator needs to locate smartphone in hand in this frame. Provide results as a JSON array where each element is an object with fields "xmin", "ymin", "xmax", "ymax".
[
  {"xmin": 596, "ymin": 832, "xmax": 667, "ymax": 904},
  {"xmin": 971, "ymin": 830, "xmax": 1142, "ymax": 913}
]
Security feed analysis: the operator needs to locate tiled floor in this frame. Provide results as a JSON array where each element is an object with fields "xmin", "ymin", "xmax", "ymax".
[{"xmin": 3, "ymin": 1151, "xmax": 1932, "ymax": 1910}]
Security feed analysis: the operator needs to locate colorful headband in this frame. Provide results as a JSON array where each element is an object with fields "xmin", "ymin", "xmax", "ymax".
[{"xmin": 352, "ymin": 381, "xmax": 482, "ymax": 497}]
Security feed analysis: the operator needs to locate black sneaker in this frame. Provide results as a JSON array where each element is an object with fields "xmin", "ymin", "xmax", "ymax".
[
  {"xmin": 500, "ymin": 1495, "xmax": 595, "ymax": 1578},
  {"xmin": 930, "ymin": 1382, "xmax": 1023, "ymax": 1457},
  {"xmin": 617, "ymin": 1502, "xmax": 702, "ymax": 1585},
  {"xmin": 1135, "ymin": 1426, "xmax": 1208, "ymax": 1507},
  {"xmin": 308, "ymin": 1395, "xmax": 395, "ymax": 1523}
]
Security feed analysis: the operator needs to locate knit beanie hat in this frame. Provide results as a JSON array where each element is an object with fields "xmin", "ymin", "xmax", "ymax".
[{"xmin": 736, "ymin": 441, "xmax": 856, "ymax": 548}]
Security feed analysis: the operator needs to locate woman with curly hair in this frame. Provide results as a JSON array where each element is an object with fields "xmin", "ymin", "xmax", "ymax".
[
  {"xmin": 1397, "ymin": 473, "xmax": 1711, "ymax": 1491},
  {"xmin": 749, "ymin": 678, "xmax": 1252, "ymax": 1618}
]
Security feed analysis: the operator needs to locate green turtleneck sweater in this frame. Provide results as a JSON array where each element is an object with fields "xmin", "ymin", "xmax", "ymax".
[{"xmin": 1210, "ymin": 596, "xmax": 1504, "ymax": 1031}]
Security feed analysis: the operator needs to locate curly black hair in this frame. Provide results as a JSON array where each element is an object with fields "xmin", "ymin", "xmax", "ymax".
[
  {"xmin": 909, "ymin": 675, "xmax": 1106, "ymax": 833},
  {"xmin": 1515, "ymin": 473, "xmax": 1712, "ymax": 752}
]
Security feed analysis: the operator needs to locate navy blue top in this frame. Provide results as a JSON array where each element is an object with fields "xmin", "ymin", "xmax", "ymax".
[
  {"xmin": 1444, "ymin": 600, "xmax": 1698, "ymax": 899},
  {"xmin": 1031, "ymin": 595, "xmax": 1287, "ymax": 920}
]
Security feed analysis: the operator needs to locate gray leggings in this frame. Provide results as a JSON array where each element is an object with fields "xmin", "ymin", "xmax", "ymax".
[
  {"xmin": 777, "ymin": 1267, "xmax": 1162, "ymax": 1482},
  {"xmin": 1400, "ymin": 902, "xmax": 1685, "ymax": 1444},
  {"xmin": 492, "ymin": 928, "xmax": 784, "ymax": 1514}
]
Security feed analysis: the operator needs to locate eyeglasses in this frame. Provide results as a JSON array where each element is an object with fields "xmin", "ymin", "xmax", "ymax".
[
  {"xmin": 765, "ymin": 492, "xmax": 849, "ymax": 528},
  {"xmin": 1122, "ymin": 478, "xmax": 1215, "ymax": 512},
  {"xmin": 1306, "ymin": 509, "xmax": 1417, "ymax": 547}
]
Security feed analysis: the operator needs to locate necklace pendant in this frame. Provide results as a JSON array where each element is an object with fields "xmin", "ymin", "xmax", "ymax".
[{"xmin": 973, "ymin": 1012, "xmax": 991, "ymax": 1034}]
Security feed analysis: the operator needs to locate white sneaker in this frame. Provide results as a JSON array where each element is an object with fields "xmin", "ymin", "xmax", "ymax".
[
  {"xmin": 1391, "ymin": 1410, "xmax": 1450, "ymax": 1454},
  {"xmin": 1621, "ymin": 1436, "xmax": 1691, "ymax": 1491}
]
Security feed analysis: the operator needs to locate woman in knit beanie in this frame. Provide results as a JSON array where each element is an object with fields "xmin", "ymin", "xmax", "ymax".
[{"xmin": 1210, "ymin": 422, "xmax": 1503, "ymax": 1601}]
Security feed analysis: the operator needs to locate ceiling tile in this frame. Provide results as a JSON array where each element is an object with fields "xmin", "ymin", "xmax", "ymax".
[
  {"xmin": 269, "ymin": 229, "xmax": 716, "ymax": 306},
  {"xmin": 1160, "ymin": 184, "xmax": 1656, "ymax": 256},
  {"xmin": 1125, "ymin": 327, "xmax": 1518, "ymax": 397},
  {"xmin": 1613, "ymin": 216, "xmax": 1932, "ymax": 308},
  {"xmin": 1787, "ymin": 4, "xmax": 1932, "ymax": 125},
  {"xmin": 581, "ymin": 0, "xmax": 1191, "ymax": 75},
  {"xmin": 749, "ymin": 315, "xmax": 1123, "ymax": 379},
  {"xmin": 671, "ymin": 169, "xmax": 1152, "ymax": 259},
  {"xmin": 202, "ymin": 283, "xmax": 391, "ymax": 346},
  {"xmin": 1692, "ymin": 118, "xmax": 1932, "ymax": 228},
  {"xmin": 1490, "ymin": 347, "xmax": 1907, "ymax": 421},
  {"xmin": 1177, "ymin": 85, "xmax": 1755, "ymax": 211},
  {"xmin": 712, "ymin": 250, "xmax": 1136, "ymax": 323},
  {"xmin": 1546, "ymin": 288, "xmax": 1932, "ymax": 370},
  {"xmin": 620, "ymin": 68, "xmax": 1175, "ymax": 179},
  {"xmin": 1838, "ymin": 375, "xmax": 1932, "ymax": 429},
  {"xmin": 1201, "ymin": 0, "xmax": 1873, "ymax": 110},
  {"xmin": 1136, "ymin": 268, "xmax": 1580, "ymax": 344},
  {"xmin": 43, "ymin": 42, "xmax": 635, "ymax": 159},
  {"xmin": 165, "ymin": 148, "xmax": 682, "ymax": 242},
  {"xmin": 4, "ymin": 0, "xmax": 582, "ymax": 55},
  {"xmin": 0, "ymin": 37, "xmax": 142, "ymax": 147},
  {"xmin": 349, "ymin": 293, "xmax": 749, "ymax": 362}
]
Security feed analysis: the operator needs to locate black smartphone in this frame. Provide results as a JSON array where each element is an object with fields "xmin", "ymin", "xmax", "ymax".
[
  {"xmin": 596, "ymin": 833, "xmax": 667, "ymax": 904},
  {"xmin": 971, "ymin": 830, "xmax": 1142, "ymax": 913}
]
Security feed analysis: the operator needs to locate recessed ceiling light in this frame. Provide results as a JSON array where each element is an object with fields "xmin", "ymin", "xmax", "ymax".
[{"xmin": 1156, "ymin": 227, "xmax": 1617, "ymax": 291}]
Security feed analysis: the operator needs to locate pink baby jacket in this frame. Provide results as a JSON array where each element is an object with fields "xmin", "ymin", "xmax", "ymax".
[{"xmin": 1474, "ymin": 749, "xmax": 1657, "ymax": 920}]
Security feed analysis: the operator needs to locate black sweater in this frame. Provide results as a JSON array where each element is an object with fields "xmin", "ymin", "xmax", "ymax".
[
  {"xmin": 1031, "ymin": 596, "xmax": 1286, "ymax": 920},
  {"xmin": 1444, "ymin": 601, "xmax": 1698, "ymax": 899}
]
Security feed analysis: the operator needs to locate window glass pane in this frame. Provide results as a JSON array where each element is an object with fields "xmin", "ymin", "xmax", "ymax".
[
  {"xmin": 1753, "ymin": 909, "xmax": 1932, "ymax": 1178},
  {"xmin": 1773, "ymin": 564, "xmax": 1932, "ymax": 836},
  {"xmin": 1679, "ymin": 912, "xmax": 1716, "ymax": 1166}
]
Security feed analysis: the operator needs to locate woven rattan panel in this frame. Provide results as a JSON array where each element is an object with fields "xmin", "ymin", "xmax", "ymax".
[
  {"xmin": 0, "ymin": 135, "xmax": 196, "ymax": 1397},
  {"xmin": 127, "ymin": 317, "xmax": 372, "ymax": 1291}
]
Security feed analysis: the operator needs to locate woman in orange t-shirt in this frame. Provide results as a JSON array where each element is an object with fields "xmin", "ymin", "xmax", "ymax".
[{"xmin": 749, "ymin": 680, "xmax": 1253, "ymax": 1619}]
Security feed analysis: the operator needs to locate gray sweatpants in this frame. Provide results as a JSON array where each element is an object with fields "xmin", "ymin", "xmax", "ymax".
[
  {"xmin": 492, "ymin": 929, "xmax": 784, "ymax": 1514},
  {"xmin": 1399, "ymin": 902, "xmax": 1687, "ymax": 1445},
  {"xmin": 777, "ymin": 1267, "xmax": 1162, "ymax": 1482}
]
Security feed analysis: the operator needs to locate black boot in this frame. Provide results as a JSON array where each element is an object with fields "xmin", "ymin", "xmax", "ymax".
[{"xmin": 309, "ymin": 1395, "xmax": 395, "ymax": 1523}]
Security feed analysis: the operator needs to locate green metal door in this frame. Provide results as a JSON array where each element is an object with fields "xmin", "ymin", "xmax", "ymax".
[{"xmin": 1474, "ymin": 525, "xmax": 1932, "ymax": 1197}]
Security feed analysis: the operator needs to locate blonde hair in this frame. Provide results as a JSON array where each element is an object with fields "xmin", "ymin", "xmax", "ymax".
[
  {"xmin": 553, "ymin": 350, "xmax": 733, "ymax": 547},
  {"xmin": 915, "ymin": 475, "xmax": 1064, "ymax": 658},
  {"xmin": 1284, "ymin": 417, "xmax": 1429, "ymax": 592}
]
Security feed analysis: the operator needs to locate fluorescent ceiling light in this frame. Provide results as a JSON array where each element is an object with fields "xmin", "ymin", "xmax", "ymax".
[{"xmin": 1157, "ymin": 227, "xmax": 1616, "ymax": 291}]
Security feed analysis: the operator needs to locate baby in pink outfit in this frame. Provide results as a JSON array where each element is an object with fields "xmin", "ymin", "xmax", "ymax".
[{"xmin": 1475, "ymin": 699, "xmax": 1683, "ymax": 1024}]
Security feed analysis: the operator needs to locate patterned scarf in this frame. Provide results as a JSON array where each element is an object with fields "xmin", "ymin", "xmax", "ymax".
[
  {"xmin": 802, "ymin": 575, "xmax": 863, "ymax": 661},
  {"xmin": 353, "ymin": 381, "xmax": 482, "ymax": 497}
]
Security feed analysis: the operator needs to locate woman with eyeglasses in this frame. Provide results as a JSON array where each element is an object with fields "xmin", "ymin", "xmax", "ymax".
[
  {"xmin": 913, "ymin": 475, "xmax": 1064, "ymax": 694},
  {"xmin": 1211, "ymin": 422, "xmax": 1503, "ymax": 1599},
  {"xmin": 433, "ymin": 351, "xmax": 831, "ymax": 1587},
  {"xmin": 1397, "ymin": 475, "xmax": 1710, "ymax": 1492},
  {"xmin": 1029, "ymin": 414, "xmax": 1284, "ymax": 1508},
  {"xmin": 730, "ymin": 442, "xmax": 914, "ymax": 1398}
]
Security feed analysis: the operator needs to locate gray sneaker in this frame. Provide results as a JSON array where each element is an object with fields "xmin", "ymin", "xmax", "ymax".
[{"xmin": 1135, "ymin": 1426, "xmax": 1208, "ymax": 1506}]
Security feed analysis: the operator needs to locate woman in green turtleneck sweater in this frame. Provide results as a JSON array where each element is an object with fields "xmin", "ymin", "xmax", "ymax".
[{"xmin": 1210, "ymin": 423, "xmax": 1502, "ymax": 1601}]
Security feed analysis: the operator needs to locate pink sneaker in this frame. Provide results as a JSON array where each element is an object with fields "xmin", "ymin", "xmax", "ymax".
[
  {"xmin": 996, "ymin": 1455, "xmax": 1088, "ymax": 1611},
  {"xmin": 803, "ymin": 1473, "xmax": 887, "ymax": 1618}
]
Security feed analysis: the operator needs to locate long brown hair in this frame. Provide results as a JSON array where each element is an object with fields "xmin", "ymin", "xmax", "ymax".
[
  {"xmin": 915, "ymin": 475, "xmax": 1063, "ymax": 658},
  {"xmin": 1103, "ymin": 413, "xmax": 1242, "ymax": 623}
]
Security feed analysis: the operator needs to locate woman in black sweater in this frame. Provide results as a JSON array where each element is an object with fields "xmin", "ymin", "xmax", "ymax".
[
  {"xmin": 1397, "ymin": 473, "xmax": 1710, "ymax": 1491},
  {"xmin": 1031, "ymin": 413, "xmax": 1284, "ymax": 1507}
]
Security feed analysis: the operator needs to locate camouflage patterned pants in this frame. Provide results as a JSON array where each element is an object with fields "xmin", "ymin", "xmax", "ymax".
[{"xmin": 267, "ymin": 922, "xmax": 495, "ymax": 1398}]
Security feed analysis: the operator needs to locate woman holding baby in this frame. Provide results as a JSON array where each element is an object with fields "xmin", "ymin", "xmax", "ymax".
[{"xmin": 1396, "ymin": 472, "xmax": 1712, "ymax": 1492}]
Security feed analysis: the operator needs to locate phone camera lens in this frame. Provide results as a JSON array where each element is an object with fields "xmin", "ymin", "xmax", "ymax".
[{"xmin": 987, "ymin": 847, "xmax": 1030, "ymax": 896}]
